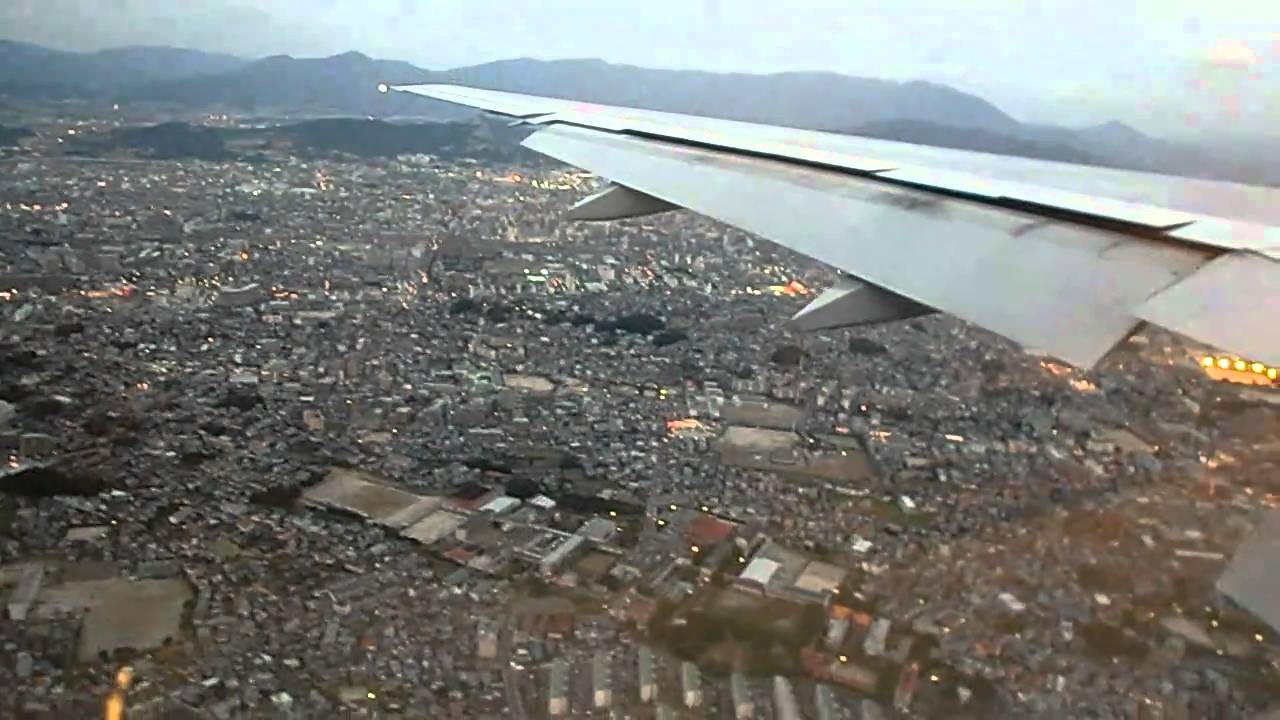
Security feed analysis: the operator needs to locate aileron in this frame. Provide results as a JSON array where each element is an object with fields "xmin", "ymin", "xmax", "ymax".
[{"xmin": 1137, "ymin": 251, "xmax": 1280, "ymax": 367}]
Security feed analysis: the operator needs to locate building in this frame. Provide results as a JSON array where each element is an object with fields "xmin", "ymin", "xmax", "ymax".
[
  {"xmin": 401, "ymin": 510, "xmax": 466, "ymax": 545},
  {"xmin": 681, "ymin": 662, "xmax": 702, "ymax": 709},
  {"xmin": 864, "ymin": 618, "xmax": 891, "ymax": 657},
  {"xmin": 730, "ymin": 673, "xmax": 753, "ymax": 719},
  {"xmin": 540, "ymin": 534, "xmax": 586, "ymax": 575},
  {"xmin": 735, "ymin": 556, "xmax": 780, "ymax": 594},
  {"xmin": 773, "ymin": 676, "xmax": 801, "ymax": 720},
  {"xmin": 815, "ymin": 683, "xmax": 836, "ymax": 720},
  {"xmin": 825, "ymin": 615, "xmax": 850, "ymax": 650},
  {"xmin": 638, "ymin": 646, "xmax": 657, "ymax": 702},
  {"xmin": 790, "ymin": 560, "xmax": 848, "ymax": 603},
  {"xmin": 578, "ymin": 517, "xmax": 619, "ymax": 542},
  {"xmin": 548, "ymin": 659, "xmax": 569, "ymax": 717},
  {"xmin": 476, "ymin": 624, "xmax": 497, "ymax": 659},
  {"xmin": 733, "ymin": 541, "xmax": 844, "ymax": 605},
  {"xmin": 479, "ymin": 495, "xmax": 521, "ymax": 514},
  {"xmin": 828, "ymin": 657, "xmax": 879, "ymax": 694},
  {"xmin": 593, "ymin": 650, "xmax": 613, "ymax": 708}
]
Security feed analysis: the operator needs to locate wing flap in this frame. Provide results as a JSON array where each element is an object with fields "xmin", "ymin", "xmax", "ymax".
[
  {"xmin": 875, "ymin": 167, "xmax": 1200, "ymax": 230},
  {"xmin": 524, "ymin": 125, "xmax": 1210, "ymax": 367},
  {"xmin": 1136, "ymin": 251, "xmax": 1280, "ymax": 366}
]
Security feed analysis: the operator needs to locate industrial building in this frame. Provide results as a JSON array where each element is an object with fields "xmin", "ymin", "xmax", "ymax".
[{"xmin": 734, "ymin": 540, "xmax": 848, "ymax": 605}]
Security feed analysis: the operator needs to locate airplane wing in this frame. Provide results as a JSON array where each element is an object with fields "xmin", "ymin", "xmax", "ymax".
[{"xmin": 388, "ymin": 83, "xmax": 1280, "ymax": 370}]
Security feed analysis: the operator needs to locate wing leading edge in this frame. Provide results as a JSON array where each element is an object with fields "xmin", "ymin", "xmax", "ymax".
[{"xmin": 391, "ymin": 82, "xmax": 1280, "ymax": 369}]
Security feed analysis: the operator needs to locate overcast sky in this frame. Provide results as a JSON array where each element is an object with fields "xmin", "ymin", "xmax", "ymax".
[{"xmin": 3, "ymin": 0, "xmax": 1277, "ymax": 136}]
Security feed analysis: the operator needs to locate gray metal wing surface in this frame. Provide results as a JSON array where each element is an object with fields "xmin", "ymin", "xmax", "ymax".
[{"xmin": 390, "ymin": 83, "xmax": 1280, "ymax": 369}]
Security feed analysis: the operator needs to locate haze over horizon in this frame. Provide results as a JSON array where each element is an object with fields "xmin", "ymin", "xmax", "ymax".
[{"xmin": 2, "ymin": 0, "xmax": 1277, "ymax": 139}]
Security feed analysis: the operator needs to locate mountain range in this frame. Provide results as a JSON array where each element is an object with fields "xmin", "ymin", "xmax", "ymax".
[
  {"xmin": 0, "ymin": 41, "xmax": 246, "ymax": 98},
  {"xmin": 1, "ymin": 40, "xmax": 1275, "ymax": 187}
]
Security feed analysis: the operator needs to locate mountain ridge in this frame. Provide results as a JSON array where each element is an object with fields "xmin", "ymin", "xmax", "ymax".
[
  {"xmin": 0, "ymin": 41, "xmax": 1276, "ymax": 186},
  {"xmin": 0, "ymin": 40, "xmax": 247, "ymax": 97}
]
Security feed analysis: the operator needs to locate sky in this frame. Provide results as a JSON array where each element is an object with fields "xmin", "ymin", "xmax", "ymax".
[{"xmin": 3, "ymin": 0, "xmax": 1278, "ymax": 137}]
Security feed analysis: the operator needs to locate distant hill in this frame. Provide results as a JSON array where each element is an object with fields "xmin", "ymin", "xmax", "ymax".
[
  {"xmin": 1, "ymin": 41, "xmax": 1277, "ymax": 186},
  {"xmin": 120, "ymin": 54, "xmax": 1019, "ymax": 132},
  {"xmin": 64, "ymin": 117, "xmax": 532, "ymax": 163},
  {"xmin": 0, "ymin": 40, "xmax": 247, "ymax": 98},
  {"xmin": 269, "ymin": 117, "xmax": 525, "ymax": 159},
  {"xmin": 116, "ymin": 122, "xmax": 233, "ymax": 160},
  {"xmin": 123, "ymin": 51, "xmax": 449, "ymax": 117},
  {"xmin": 438, "ymin": 58, "xmax": 1018, "ymax": 133}
]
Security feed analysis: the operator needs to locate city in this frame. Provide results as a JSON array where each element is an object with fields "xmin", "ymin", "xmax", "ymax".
[{"xmin": 1, "ymin": 100, "xmax": 1279, "ymax": 719}]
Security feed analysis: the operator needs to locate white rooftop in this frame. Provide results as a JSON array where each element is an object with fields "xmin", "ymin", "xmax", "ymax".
[
  {"xmin": 738, "ymin": 557, "xmax": 780, "ymax": 586},
  {"xmin": 480, "ymin": 495, "xmax": 521, "ymax": 514}
]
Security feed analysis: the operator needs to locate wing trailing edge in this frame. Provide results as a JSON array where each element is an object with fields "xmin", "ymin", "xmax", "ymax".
[{"xmin": 390, "ymin": 82, "xmax": 1280, "ymax": 369}]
